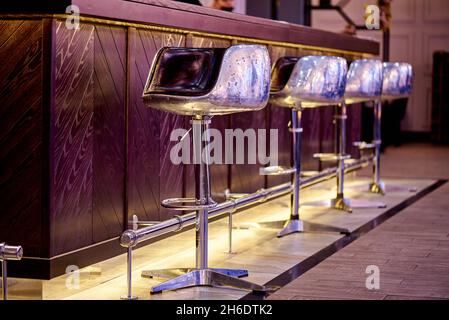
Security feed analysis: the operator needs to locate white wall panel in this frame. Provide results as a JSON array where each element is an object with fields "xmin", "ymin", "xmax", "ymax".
[{"xmin": 311, "ymin": 0, "xmax": 449, "ymax": 132}]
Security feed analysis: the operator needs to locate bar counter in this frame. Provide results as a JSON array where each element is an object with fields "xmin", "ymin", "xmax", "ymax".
[{"xmin": 0, "ymin": 0, "xmax": 379, "ymax": 278}]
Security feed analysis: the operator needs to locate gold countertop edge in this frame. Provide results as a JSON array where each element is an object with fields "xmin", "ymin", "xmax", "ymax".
[{"xmin": 0, "ymin": 13, "xmax": 376, "ymax": 58}]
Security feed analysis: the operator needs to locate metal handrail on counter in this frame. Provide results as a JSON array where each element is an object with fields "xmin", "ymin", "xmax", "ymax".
[{"xmin": 119, "ymin": 155, "xmax": 373, "ymax": 299}]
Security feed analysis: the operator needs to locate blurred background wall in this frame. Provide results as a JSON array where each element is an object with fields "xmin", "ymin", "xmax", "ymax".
[
  {"xmin": 309, "ymin": 0, "xmax": 449, "ymax": 135},
  {"xmin": 241, "ymin": 0, "xmax": 449, "ymax": 140}
]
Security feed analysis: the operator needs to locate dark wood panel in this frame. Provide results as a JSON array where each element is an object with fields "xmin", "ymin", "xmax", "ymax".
[
  {"xmin": 52, "ymin": 21, "xmax": 94, "ymax": 255},
  {"xmin": 92, "ymin": 25, "xmax": 126, "ymax": 241},
  {"xmin": 128, "ymin": 28, "xmax": 185, "ymax": 222},
  {"xmin": 229, "ymin": 109, "xmax": 268, "ymax": 192},
  {"xmin": 154, "ymin": 33, "xmax": 186, "ymax": 222},
  {"xmin": 127, "ymin": 27, "xmax": 160, "ymax": 223},
  {"xmin": 266, "ymin": 46, "xmax": 296, "ymax": 187},
  {"xmin": 347, "ymin": 103, "xmax": 362, "ymax": 159},
  {"xmin": 0, "ymin": 20, "xmax": 43, "ymax": 257},
  {"xmin": 318, "ymin": 106, "xmax": 336, "ymax": 170},
  {"xmin": 159, "ymin": 111, "xmax": 186, "ymax": 221},
  {"xmin": 144, "ymin": 31, "xmax": 185, "ymax": 222},
  {"xmin": 301, "ymin": 108, "xmax": 321, "ymax": 172}
]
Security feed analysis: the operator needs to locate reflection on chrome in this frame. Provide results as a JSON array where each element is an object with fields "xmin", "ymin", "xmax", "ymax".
[
  {"xmin": 270, "ymin": 55, "xmax": 347, "ymax": 109},
  {"xmin": 143, "ymin": 45, "xmax": 271, "ymax": 116},
  {"xmin": 382, "ymin": 62, "xmax": 413, "ymax": 99}
]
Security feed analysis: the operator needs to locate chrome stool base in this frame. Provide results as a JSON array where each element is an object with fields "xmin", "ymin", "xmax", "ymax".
[
  {"xmin": 147, "ymin": 269, "xmax": 270, "ymax": 294},
  {"xmin": 253, "ymin": 218, "xmax": 349, "ymax": 237},
  {"xmin": 142, "ymin": 267, "xmax": 248, "ymax": 280},
  {"xmin": 278, "ymin": 219, "xmax": 349, "ymax": 237},
  {"xmin": 302, "ymin": 196, "xmax": 387, "ymax": 213}
]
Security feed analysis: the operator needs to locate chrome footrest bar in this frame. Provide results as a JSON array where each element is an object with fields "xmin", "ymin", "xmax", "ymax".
[
  {"xmin": 313, "ymin": 153, "xmax": 352, "ymax": 161},
  {"xmin": 259, "ymin": 166, "xmax": 297, "ymax": 176},
  {"xmin": 162, "ymin": 198, "xmax": 217, "ymax": 211},
  {"xmin": 224, "ymin": 189, "xmax": 249, "ymax": 201}
]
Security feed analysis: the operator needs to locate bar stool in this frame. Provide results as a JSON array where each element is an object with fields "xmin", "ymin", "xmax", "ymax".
[
  {"xmin": 305, "ymin": 59, "xmax": 387, "ymax": 212},
  {"xmin": 260, "ymin": 55, "xmax": 350, "ymax": 237},
  {"xmin": 141, "ymin": 45, "xmax": 271, "ymax": 294},
  {"xmin": 353, "ymin": 62, "xmax": 413, "ymax": 194}
]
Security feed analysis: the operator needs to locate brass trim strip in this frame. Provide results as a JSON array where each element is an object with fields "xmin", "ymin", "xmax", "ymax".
[{"xmin": 0, "ymin": 13, "xmax": 375, "ymax": 57}]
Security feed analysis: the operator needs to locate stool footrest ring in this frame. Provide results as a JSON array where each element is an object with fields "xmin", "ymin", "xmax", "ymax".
[
  {"xmin": 259, "ymin": 166, "xmax": 297, "ymax": 176},
  {"xmin": 353, "ymin": 141, "xmax": 376, "ymax": 149},
  {"xmin": 313, "ymin": 153, "xmax": 352, "ymax": 161},
  {"xmin": 161, "ymin": 198, "xmax": 217, "ymax": 211}
]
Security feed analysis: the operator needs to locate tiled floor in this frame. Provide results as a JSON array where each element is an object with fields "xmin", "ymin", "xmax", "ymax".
[
  {"xmin": 4, "ymin": 143, "xmax": 448, "ymax": 300},
  {"xmin": 269, "ymin": 143, "xmax": 449, "ymax": 300}
]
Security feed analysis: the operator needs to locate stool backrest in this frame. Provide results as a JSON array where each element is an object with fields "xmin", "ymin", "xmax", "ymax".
[
  {"xmin": 270, "ymin": 55, "xmax": 347, "ymax": 109},
  {"xmin": 345, "ymin": 59, "xmax": 383, "ymax": 104},
  {"xmin": 143, "ymin": 45, "xmax": 271, "ymax": 116},
  {"xmin": 382, "ymin": 62, "xmax": 413, "ymax": 99}
]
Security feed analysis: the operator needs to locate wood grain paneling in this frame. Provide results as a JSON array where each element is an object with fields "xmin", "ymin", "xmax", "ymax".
[
  {"xmin": 0, "ymin": 20, "xmax": 44, "ymax": 257},
  {"xmin": 346, "ymin": 103, "xmax": 362, "ymax": 158},
  {"xmin": 317, "ymin": 105, "xmax": 335, "ymax": 170},
  {"xmin": 159, "ymin": 110, "xmax": 186, "ymax": 221},
  {"xmin": 300, "ymin": 108, "xmax": 321, "ymax": 171},
  {"xmin": 52, "ymin": 21, "xmax": 94, "ymax": 255},
  {"xmin": 92, "ymin": 25, "xmax": 126, "ymax": 241},
  {"xmin": 128, "ymin": 28, "xmax": 185, "ymax": 222},
  {"xmin": 229, "ymin": 110, "xmax": 268, "ymax": 192}
]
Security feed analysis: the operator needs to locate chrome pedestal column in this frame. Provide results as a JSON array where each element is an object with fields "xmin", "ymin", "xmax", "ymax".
[
  {"xmin": 366, "ymin": 100, "xmax": 417, "ymax": 194},
  {"xmin": 142, "ymin": 117, "xmax": 269, "ymax": 294},
  {"xmin": 369, "ymin": 100, "xmax": 386, "ymax": 195},
  {"xmin": 304, "ymin": 103, "xmax": 386, "ymax": 213},
  {"xmin": 260, "ymin": 109, "xmax": 349, "ymax": 237}
]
